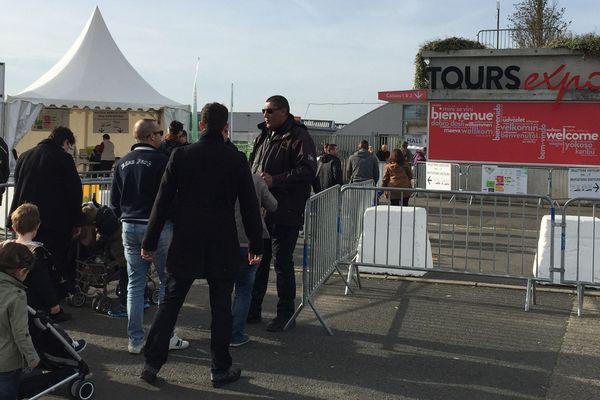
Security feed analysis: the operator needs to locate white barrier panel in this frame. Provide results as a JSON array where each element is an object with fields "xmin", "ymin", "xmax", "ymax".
[
  {"xmin": 358, "ymin": 206, "xmax": 433, "ymax": 276},
  {"xmin": 534, "ymin": 215, "xmax": 600, "ymax": 284}
]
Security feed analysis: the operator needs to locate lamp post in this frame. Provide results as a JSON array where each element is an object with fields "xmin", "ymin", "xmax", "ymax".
[{"xmin": 496, "ymin": 1, "xmax": 500, "ymax": 49}]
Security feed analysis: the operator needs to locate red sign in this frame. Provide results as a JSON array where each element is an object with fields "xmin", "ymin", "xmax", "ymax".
[
  {"xmin": 378, "ymin": 90, "xmax": 427, "ymax": 102},
  {"xmin": 429, "ymin": 102, "xmax": 600, "ymax": 166}
]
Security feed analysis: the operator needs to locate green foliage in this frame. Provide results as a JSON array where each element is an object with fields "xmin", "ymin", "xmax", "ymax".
[
  {"xmin": 548, "ymin": 33, "xmax": 600, "ymax": 57},
  {"xmin": 414, "ymin": 37, "xmax": 485, "ymax": 89},
  {"xmin": 508, "ymin": 0, "xmax": 571, "ymax": 47}
]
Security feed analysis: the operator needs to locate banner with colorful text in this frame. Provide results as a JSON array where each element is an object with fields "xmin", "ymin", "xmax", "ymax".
[{"xmin": 429, "ymin": 102, "xmax": 600, "ymax": 166}]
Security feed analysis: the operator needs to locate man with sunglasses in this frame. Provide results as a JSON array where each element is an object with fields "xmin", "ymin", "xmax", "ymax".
[
  {"xmin": 110, "ymin": 119, "xmax": 188, "ymax": 355},
  {"xmin": 248, "ymin": 95, "xmax": 317, "ymax": 332}
]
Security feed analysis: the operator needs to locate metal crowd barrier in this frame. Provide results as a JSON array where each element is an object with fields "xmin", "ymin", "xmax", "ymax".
[
  {"xmin": 287, "ymin": 185, "xmax": 350, "ymax": 334},
  {"xmin": 560, "ymin": 198, "xmax": 600, "ymax": 316},
  {"xmin": 0, "ymin": 177, "xmax": 114, "ymax": 240},
  {"xmin": 338, "ymin": 186, "xmax": 558, "ymax": 312}
]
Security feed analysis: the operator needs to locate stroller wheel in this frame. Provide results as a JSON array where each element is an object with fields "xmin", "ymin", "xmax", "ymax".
[
  {"xmin": 69, "ymin": 292, "xmax": 87, "ymax": 308},
  {"xmin": 97, "ymin": 297, "xmax": 112, "ymax": 314},
  {"xmin": 151, "ymin": 288, "xmax": 160, "ymax": 305},
  {"xmin": 69, "ymin": 379, "xmax": 95, "ymax": 400}
]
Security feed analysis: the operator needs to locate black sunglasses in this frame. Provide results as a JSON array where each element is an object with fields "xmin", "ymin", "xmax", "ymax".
[{"xmin": 261, "ymin": 108, "xmax": 280, "ymax": 115}]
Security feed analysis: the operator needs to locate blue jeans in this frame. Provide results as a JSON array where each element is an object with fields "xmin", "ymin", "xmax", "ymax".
[
  {"xmin": 231, "ymin": 247, "xmax": 258, "ymax": 342},
  {"xmin": 122, "ymin": 222, "xmax": 172, "ymax": 347},
  {"xmin": 0, "ymin": 369, "xmax": 20, "ymax": 400}
]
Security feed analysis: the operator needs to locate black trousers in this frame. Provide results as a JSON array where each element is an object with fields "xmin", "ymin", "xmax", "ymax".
[
  {"xmin": 249, "ymin": 224, "xmax": 300, "ymax": 320},
  {"xmin": 144, "ymin": 274, "xmax": 235, "ymax": 373},
  {"xmin": 35, "ymin": 229, "xmax": 74, "ymax": 298}
]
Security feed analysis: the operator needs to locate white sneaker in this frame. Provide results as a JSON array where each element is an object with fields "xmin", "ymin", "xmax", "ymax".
[
  {"xmin": 128, "ymin": 342, "xmax": 144, "ymax": 355},
  {"xmin": 169, "ymin": 334, "xmax": 189, "ymax": 351}
]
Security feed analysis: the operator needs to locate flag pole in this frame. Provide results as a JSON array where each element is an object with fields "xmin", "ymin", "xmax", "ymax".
[
  {"xmin": 229, "ymin": 83, "xmax": 234, "ymax": 142},
  {"xmin": 190, "ymin": 57, "xmax": 200, "ymax": 143}
]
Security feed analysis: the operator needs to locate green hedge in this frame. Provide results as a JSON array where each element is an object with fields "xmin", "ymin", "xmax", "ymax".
[
  {"xmin": 414, "ymin": 37, "xmax": 485, "ymax": 89},
  {"xmin": 548, "ymin": 33, "xmax": 600, "ymax": 57}
]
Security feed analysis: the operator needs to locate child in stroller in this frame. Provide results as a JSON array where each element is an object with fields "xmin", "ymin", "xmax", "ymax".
[
  {"xmin": 18, "ymin": 307, "xmax": 93, "ymax": 400},
  {"xmin": 70, "ymin": 201, "xmax": 159, "ymax": 315}
]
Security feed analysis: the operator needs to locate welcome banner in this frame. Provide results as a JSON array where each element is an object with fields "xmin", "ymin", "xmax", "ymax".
[{"xmin": 428, "ymin": 102, "xmax": 600, "ymax": 166}]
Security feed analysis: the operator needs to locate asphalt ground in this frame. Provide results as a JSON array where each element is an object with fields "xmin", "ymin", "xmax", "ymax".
[{"xmin": 36, "ymin": 264, "xmax": 600, "ymax": 400}]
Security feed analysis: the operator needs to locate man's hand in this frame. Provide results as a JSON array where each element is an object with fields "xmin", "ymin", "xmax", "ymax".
[
  {"xmin": 248, "ymin": 252, "xmax": 262, "ymax": 265},
  {"xmin": 261, "ymin": 172, "xmax": 273, "ymax": 188},
  {"xmin": 50, "ymin": 305, "xmax": 61, "ymax": 315},
  {"xmin": 141, "ymin": 248, "xmax": 155, "ymax": 262}
]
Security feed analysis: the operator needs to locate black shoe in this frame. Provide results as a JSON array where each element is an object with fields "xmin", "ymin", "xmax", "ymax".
[
  {"xmin": 246, "ymin": 314, "xmax": 262, "ymax": 324},
  {"xmin": 266, "ymin": 318, "xmax": 295, "ymax": 332},
  {"xmin": 140, "ymin": 368, "xmax": 157, "ymax": 384},
  {"xmin": 211, "ymin": 367, "xmax": 241, "ymax": 388}
]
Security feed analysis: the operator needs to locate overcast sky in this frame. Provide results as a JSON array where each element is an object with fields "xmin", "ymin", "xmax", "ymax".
[{"xmin": 1, "ymin": 0, "xmax": 598, "ymax": 123}]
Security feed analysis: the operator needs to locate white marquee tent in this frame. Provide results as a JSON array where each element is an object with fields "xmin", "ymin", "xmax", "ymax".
[{"xmin": 3, "ymin": 6, "xmax": 189, "ymax": 156}]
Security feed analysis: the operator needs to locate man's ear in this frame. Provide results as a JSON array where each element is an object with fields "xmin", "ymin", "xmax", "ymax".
[
  {"xmin": 222, "ymin": 123, "xmax": 229, "ymax": 142},
  {"xmin": 199, "ymin": 121, "xmax": 205, "ymax": 130}
]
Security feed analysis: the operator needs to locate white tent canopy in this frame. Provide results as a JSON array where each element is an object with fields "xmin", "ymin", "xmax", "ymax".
[{"xmin": 4, "ymin": 6, "xmax": 188, "ymax": 155}]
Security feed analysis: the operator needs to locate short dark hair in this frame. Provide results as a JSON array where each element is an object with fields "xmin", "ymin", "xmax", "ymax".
[
  {"xmin": 48, "ymin": 126, "xmax": 75, "ymax": 146},
  {"xmin": 102, "ymin": 134, "xmax": 110, "ymax": 140},
  {"xmin": 0, "ymin": 241, "xmax": 34, "ymax": 273},
  {"xmin": 169, "ymin": 120, "xmax": 184, "ymax": 134},
  {"xmin": 10, "ymin": 203, "xmax": 40, "ymax": 235},
  {"xmin": 200, "ymin": 103, "xmax": 228, "ymax": 132},
  {"xmin": 388, "ymin": 148, "xmax": 405, "ymax": 164},
  {"xmin": 328, "ymin": 144, "xmax": 337, "ymax": 151},
  {"xmin": 402, "ymin": 141, "xmax": 409, "ymax": 147},
  {"xmin": 266, "ymin": 95, "xmax": 290, "ymax": 114},
  {"xmin": 360, "ymin": 140, "xmax": 369, "ymax": 149}
]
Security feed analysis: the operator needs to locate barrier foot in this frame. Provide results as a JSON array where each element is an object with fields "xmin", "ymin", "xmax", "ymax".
[
  {"xmin": 334, "ymin": 264, "xmax": 354, "ymax": 294},
  {"xmin": 532, "ymin": 280, "xmax": 537, "ymax": 305},
  {"xmin": 345, "ymin": 264, "xmax": 354, "ymax": 295},
  {"xmin": 577, "ymin": 285, "xmax": 584, "ymax": 317},
  {"xmin": 355, "ymin": 265, "xmax": 362, "ymax": 289},
  {"xmin": 525, "ymin": 279, "xmax": 532, "ymax": 312},
  {"xmin": 285, "ymin": 302, "xmax": 305, "ymax": 331},
  {"xmin": 308, "ymin": 298, "xmax": 333, "ymax": 336}
]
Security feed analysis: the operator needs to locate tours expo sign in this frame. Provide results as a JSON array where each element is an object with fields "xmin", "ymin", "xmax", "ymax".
[
  {"xmin": 429, "ymin": 102, "xmax": 600, "ymax": 166},
  {"xmin": 425, "ymin": 50, "xmax": 600, "ymax": 166}
]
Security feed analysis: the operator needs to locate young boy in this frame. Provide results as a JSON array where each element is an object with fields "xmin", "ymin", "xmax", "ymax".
[
  {"xmin": 11, "ymin": 203, "xmax": 71, "ymax": 323},
  {"xmin": 0, "ymin": 241, "xmax": 39, "ymax": 399}
]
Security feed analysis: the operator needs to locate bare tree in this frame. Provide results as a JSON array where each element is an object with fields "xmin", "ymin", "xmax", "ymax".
[{"xmin": 508, "ymin": 0, "xmax": 571, "ymax": 47}]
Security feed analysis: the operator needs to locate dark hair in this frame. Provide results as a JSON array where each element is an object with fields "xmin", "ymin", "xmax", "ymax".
[
  {"xmin": 48, "ymin": 126, "xmax": 75, "ymax": 146},
  {"xmin": 169, "ymin": 120, "xmax": 184, "ymax": 134},
  {"xmin": 328, "ymin": 143, "xmax": 337, "ymax": 150},
  {"xmin": 10, "ymin": 203, "xmax": 40, "ymax": 235},
  {"xmin": 401, "ymin": 141, "xmax": 409, "ymax": 147},
  {"xmin": 388, "ymin": 148, "xmax": 405, "ymax": 164},
  {"xmin": 102, "ymin": 134, "xmax": 110, "ymax": 140},
  {"xmin": 200, "ymin": 103, "xmax": 228, "ymax": 132},
  {"xmin": 360, "ymin": 140, "xmax": 369, "ymax": 150},
  {"xmin": 0, "ymin": 241, "xmax": 34, "ymax": 272},
  {"xmin": 266, "ymin": 95, "xmax": 290, "ymax": 114}
]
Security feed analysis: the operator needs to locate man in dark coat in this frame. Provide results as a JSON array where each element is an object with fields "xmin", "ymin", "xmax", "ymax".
[
  {"xmin": 9, "ymin": 126, "xmax": 83, "ymax": 295},
  {"xmin": 248, "ymin": 95, "xmax": 317, "ymax": 332},
  {"xmin": 140, "ymin": 103, "xmax": 263, "ymax": 388},
  {"xmin": 317, "ymin": 143, "xmax": 343, "ymax": 190}
]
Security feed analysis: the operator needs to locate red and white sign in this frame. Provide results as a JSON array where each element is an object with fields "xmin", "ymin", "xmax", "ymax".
[
  {"xmin": 378, "ymin": 90, "xmax": 427, "ymax": 102},
  {"xmin": 429, "ymin": 101, "xmax": 600, "ymax": 166}
]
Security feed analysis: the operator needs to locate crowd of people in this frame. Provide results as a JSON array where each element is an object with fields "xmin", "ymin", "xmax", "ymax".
[{"xmin": 0, "ymin": 94, "xmax": 428, "ymax": 396}]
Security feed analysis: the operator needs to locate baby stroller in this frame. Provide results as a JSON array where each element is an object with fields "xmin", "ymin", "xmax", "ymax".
[
  {"xmin": 69, "ymin": 201, "xmax": 160, "ymax": 314},
  {"xmin": 68, "ymin": 202, "xmax": 122, "ymax": 313},
  {"xmin": 18, "ymin": 307, "xmax": 94, "ymax": 400}
]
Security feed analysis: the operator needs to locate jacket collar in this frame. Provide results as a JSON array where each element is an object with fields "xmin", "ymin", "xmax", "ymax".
[
  {"xmin": 131, "ymin": 143, "xmax": 158, "ymax": 151},
  {"xmin": 0, "ymin": 270, "xmax": 26, "ymax": 289},
  {"xmin": 200, "ymin": 128, "xmax": 225, "ymax": 144}
]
